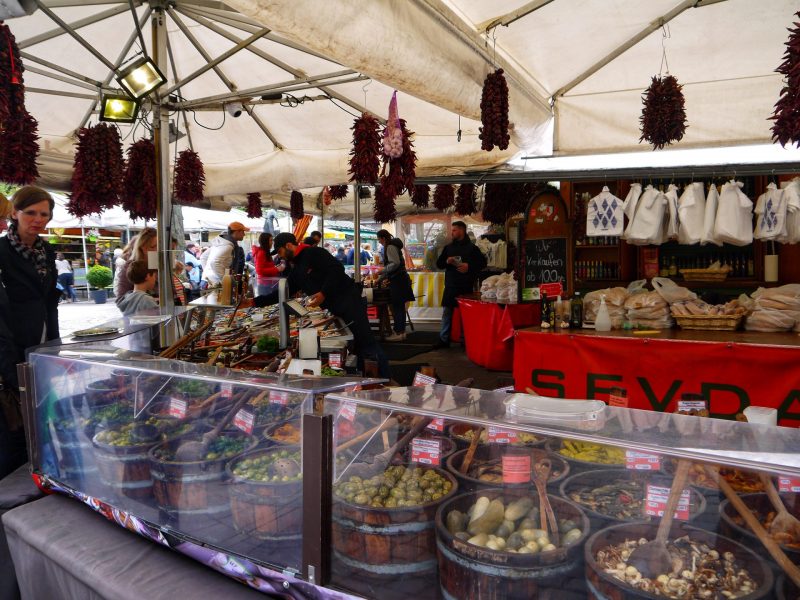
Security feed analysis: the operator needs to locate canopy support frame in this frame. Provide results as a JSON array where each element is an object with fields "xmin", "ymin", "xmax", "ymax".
[
  {"xmin": 21, "ymin": 3, "xmax": 133, "ymax": 49},
  {"xmin": 476, "ymin": 0, "xmax": 557, "ymax": 33}
]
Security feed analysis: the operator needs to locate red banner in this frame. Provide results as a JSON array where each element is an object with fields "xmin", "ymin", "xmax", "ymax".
[{"xmin": 513, "ymin": 330, "xmax": 800, "ymax": 427}]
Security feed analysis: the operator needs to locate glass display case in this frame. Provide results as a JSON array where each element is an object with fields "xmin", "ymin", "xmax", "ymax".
[{"xmin": 321, "ymin": 386, "xmax": 800, "ymax": 600}]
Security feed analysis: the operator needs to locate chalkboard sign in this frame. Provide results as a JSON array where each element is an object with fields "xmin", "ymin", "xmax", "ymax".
[{"xmin": 524, "ymin": 237, "xmax": 567, "ymax": 288}]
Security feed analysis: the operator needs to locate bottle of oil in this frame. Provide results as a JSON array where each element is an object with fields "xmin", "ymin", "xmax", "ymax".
[
  {"xmin": 220, "ymin": 268, "xmax": 233, "ymax": 305},
  {"xmin": 570, "ymin": 292, "xmax": 583, "ymax": 329}
]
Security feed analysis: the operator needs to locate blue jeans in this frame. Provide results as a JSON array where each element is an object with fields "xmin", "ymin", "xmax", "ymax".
[{"xmin": 440, "ymin": 306, "xmax": 454, "ymax": 343}]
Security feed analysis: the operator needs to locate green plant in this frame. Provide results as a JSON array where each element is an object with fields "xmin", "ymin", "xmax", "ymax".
[{"xmin": 86, "ymin": 265, "xmax": 113, "ymax": 289}]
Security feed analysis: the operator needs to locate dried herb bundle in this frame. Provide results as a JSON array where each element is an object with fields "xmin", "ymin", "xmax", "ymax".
[
  {"xmin": 246, "ymin": 192, "xmax": 262, "ymax": 219},
  {"xmin": 639, "ymin": 75, "xmax": 687, "ymax": 150},
  {"xmin": 433, "ymin": 184, "xmax": 455, "ymax": 211},
  {"xmin": 373, "ymin": 119, "xmax": 417, "ymax": 223},
  {"xmin": 482, "ymin": 182, "xmax": 530, "ymax": 225},
  {"xmin": 290, "ymin": 190, "xmax": 304, "ymax": 220},
  {"xmin": 412, "ymin": 184, "xmax": 430, "ymax": 209},
  {"xmin": 455, "ymin": 183, "xmax": 478, "ymax": 216},
  {"xmin": 771, "ymin": 11, "xmax": 800, "ymax": 147},
  {"xmin": 0, "ymin": 23, "xmax": 39, "ymax": 185},
  {"xmin": 479, "ymin": 69, "xmax": 510, "ymax": 152},
  {"xmin": 121, "ymin": 139, "xmax": 157, "ymax": 221},
  {"xmin": 329, "ymin": 184, "xmax": 349, "ymax": 200},
  {"xmin": 68, "ymin": 124, "xmax": 124, "ymax": 217},
  {"xmin": 173, "ymin": 150, "xmax": 205, "ymax": 204},
  {"xmin": 373, "ymin": 184, "xmax": 397, "ymax": 223},
  {"xmin": 349, "ymin": 113, "xmax": 381, "ymax": 184}
]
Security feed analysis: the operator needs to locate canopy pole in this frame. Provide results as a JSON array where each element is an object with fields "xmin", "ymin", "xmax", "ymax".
[
  {"xmin": 152, "ymin": 7, "xmax": 174, "ymax": 317},
  {"xmin": 352, "ymin": 184, "xmax": 360, "ymax": 283},
  {"xmin": 319, "ymin": 199, "xmax": 324, "ymax": 247},
  {"xmin": 80, "ymin": 224, "xmax": 90, "ymax": 298}
]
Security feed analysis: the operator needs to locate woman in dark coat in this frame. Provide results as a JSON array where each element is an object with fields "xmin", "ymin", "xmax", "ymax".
[
  {"xmin": 0, "ymin": 186, "xmax": 59, "ymax": 478},
  {"xmin": 376, "ymin": 229, "xmax": 415, "ymax": 342}
]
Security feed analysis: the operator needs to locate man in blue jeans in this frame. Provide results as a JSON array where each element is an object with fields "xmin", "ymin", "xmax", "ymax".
[{"xmin": 433, "ymin": 221, "xmax": 486, "ymax": 349}]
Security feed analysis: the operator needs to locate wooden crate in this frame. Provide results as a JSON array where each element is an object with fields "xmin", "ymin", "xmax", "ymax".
[{"xmin": 674, "ymin": 313, "xmax": 743, "ymax": 331}]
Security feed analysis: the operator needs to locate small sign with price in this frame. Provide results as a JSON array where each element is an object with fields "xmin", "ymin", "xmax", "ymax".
[
  {"xmin": 220, "ymin": 383, "xmax": 233, "ymax": 400},
  {"xmin": 270, "ymin": 390, "xmax": 290, "ymax": 405},
  {"xmin": 502, "ymin": 454, "xmax": 532, "ymax": 484},
  {"xmin": 411, "ymin": 438, "xmax": 441, "ymax": 466},
  {"xmin": 608, "ymin": 392, "xmax": 629, "ymax": 408},
  {"xmin": 413, "ymin": 372, "xmax": 437, "ymax": 387},
  {"xmin": 338, "ymin": 401, "xmax": 357, "ymax": 422},
  {"xmin": 329, "ymin": 353, "xmax": 342, "ymax": 368},
  {"xmin": 539, "ymin": 282, "xmax": 564, "ymax": 298},
  {"xmin": 487, "ymin": 426, "xmax": 518, "ymax": 444},
  {"xmin": 233, "ymin": 409, "xmax": 255, "ymax": 434},
  {"xmin": 779, "ymin": 476, "xmax": 800, "ymax": 493},
  {"xmin": 626, "ymin": 450, "xmax": 661, "ymax": 471},
  {"xmin": 168, "ymin": 398, "xmax": 187, "ymax": 419},
  {"xmin": 426, "ymin": 417, "xmax": 445, "ymax": 432},
  {"xmin": 677, "ymin": 399, "xmax": 707, "ymax": 412},
  {"xmin": 645, "ymin": 484, "xmax": 691, "ymax": 520}
]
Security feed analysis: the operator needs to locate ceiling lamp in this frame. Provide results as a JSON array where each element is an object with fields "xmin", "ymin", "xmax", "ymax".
[
  {"xmin": 99, "ymin": 93, "xmax": 140, "ymax": 123},
  {"xmin": 116, "ymin": 56, "xmax": 166, "ymax": 99}
]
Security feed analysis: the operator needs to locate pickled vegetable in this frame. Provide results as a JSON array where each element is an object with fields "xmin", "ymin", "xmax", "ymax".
[
  {"xmin": 269, "ymin": 422, "xmax": 301, "ymax": 444},
  {"xmin": 232, "ymin": 449, "xmax": 302, "ymax": 483},
  {"xmin": 334, "ymin": 465, "xmax": 453, "ymax": 508},
  {"xmin": 558, "ymin": 440, "xmax": 624, "ymax": 465}
]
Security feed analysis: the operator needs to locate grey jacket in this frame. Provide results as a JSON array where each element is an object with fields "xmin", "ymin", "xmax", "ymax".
[{"xmin": 117, "ymin": 290, "xmax": 158, "ymax": 316}]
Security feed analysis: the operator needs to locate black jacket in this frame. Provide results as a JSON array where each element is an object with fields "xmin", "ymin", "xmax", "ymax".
[
  {"xmin": 256, "ymin": 245, "xmax": 357, "ymax": 311},
  {"xmin": 0, "ymin": 237, "xmax": 60, "ymax": 387},
  {"xmin": 436, "ymin": 237, "xmax": 487, "ymax": 307}
]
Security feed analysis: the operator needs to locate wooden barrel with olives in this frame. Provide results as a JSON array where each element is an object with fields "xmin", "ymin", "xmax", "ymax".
[
  {"xmin": 149, "ymin": 431, "xmax": 258, "ymax": 523},
  {"xmin": 446, "ymin": 445, "xmax": 569, "ymax": 494},
  {"xmin": 92, "ymin": 419, "xmax": 194, "ymax": 500},
  {"xmin": 226, "ymin": 446, "xmax": 303, "ymax": 543},
  {"xmin": 720, "ymin": 492, "xmax": 800, "ymax": 567},
  {"xmin": 585, "ymin": 522, "xmax": 774, "ymax": 600},
  {"xmin": 332, "ymin": 464, "xmax": 458, "ymax": 577},
  {"xmin": 559, "ymin": 469, "xmax": 706, "ymax": 531},
  {"xmin": 435, "ymin": 487, "xmax": 590, "ymax": 599}
]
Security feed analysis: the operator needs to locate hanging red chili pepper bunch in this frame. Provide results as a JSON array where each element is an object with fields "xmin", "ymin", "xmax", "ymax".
[
  {"xmin": 482, "ymin": 183, "xmax": 530, "ymax": 225},
  {"xmin": 0, "ymin": 23, "xmax": 39, "ymax": 184},
  {"xmin": 771, "ymin": 11, "xmax": 800, "ymax": 147},
  {"xmin": 373, "ymin": 185, "xmax": 397, "ymax": 223},
  {"xmin": 329, "ymin": 184, "xmax": 348, "ymax": 201},
  {"xmin": 121, "ymin": 139, "xmax": 157, "ymax": 221},
  {"xmin": 246, "ymin": 192, "xmax": 262, "ymax": 219},
  {"xmin": 433, "ymin": 184, "xmax": 455, "ymax": 212},
  {"xmin": 348, "ymin": 113, "xmax": 381, "ymax": 184},
  {"xmin": 173, "ymin": 149, "xmax": 205, "ymax": 204},
  {"xmin": 639, "ymin": 75, "xmax": 687, "ymax": 150},
  {"xmin": 479, "ymin": 69, "xmax": 510, "ymax": 152},
  {"xmin": 455, "ymin": 184, "xmax": 478, "ymax": 216},
  {"xmin": 67, "ymin": 124, "xmax": 124, "ymax": 217},
  {"xmin": 290, "ymin": 190, "xmax": 304, "ymax": 220},
  {"xmin": 411, "ymin": 184, "xmax": 430, "ymax": 209}
]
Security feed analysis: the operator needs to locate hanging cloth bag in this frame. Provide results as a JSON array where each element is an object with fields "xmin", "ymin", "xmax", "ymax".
[
  {"xmin": 677, "ymin": 182, "xmax": 705, "ymax": 245},
  {"xmin": 714, "ymin": 180, "xmax": 753, "ymax": 246},
  {"xmin": 755, "ymin": 183, "xmax": 787, "ymax": 241},
  {"xmin": 701, "ymin": 183, "xmax": 721, "ymax": 246}
]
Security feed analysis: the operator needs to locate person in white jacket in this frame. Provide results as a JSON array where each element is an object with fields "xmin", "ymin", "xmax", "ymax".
[{"xmin": 201, "ymin": 221, "xmax": 249, "ymax": 286}]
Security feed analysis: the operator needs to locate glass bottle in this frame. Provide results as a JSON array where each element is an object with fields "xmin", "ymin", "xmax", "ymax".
[
  {"xmin": 668, "ymin": 256, "xmax": 678, "ymax": 277},
  {"xmin": 570, "ymin": 292, "xmax": 583, "ymax": 329}
]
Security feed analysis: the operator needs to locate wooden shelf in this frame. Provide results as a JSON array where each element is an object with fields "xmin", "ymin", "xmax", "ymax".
[{"xmin": 575, "ymin": 245, "xmax": 619, "ymax": 250}]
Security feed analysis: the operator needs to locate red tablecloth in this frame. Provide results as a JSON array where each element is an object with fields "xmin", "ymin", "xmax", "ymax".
[
  {"xmin": 456, "ymin": 298, "xmax": 541, "ymax": 371},
  {"xmin": 512, "ymin": 329, "xmax": 800, "ymax": 427}
]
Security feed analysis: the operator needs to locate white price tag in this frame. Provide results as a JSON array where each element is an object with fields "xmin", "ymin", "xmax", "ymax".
[
  {"xmin": 645, "ymin": 484, "xmax": 690, "ymax": 520},
  {"xmin": 338, "ymin": 401, "xmax": 357, "ymax": 422},
  {"xmin": 220, "ymin": 383, "xmax": 234, "ymax": 400},
  {"xmin": 233, "ymin": 409, "xmax": 255, "ymax": 434},
  {"xmin": 411, "ymin": 438, "xmax": 441, "ymax": 466},
  {"xmin": 625, "ymin": 450, "xmax": 661, "ymax": 471}
]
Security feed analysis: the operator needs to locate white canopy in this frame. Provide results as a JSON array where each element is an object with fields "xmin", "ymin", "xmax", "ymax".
[{"xmin": 6, "ymin": 0, "xmax": 796, "ymax": 213}]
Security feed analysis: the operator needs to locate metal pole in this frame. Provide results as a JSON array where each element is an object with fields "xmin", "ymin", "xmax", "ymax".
[
  {"xmin": 352, "ymin": 184, "xmax": 360, "ymax": 283},
  {"xmin": 80, "ymin": 224, "xmax": 90, "ymax": 298},
  {"xmin": 319, "ymin": 199, "xmax": 324, "ymax": 248},
  {"xmin": 152, "ymin": 8, "xmax": 174, "ymax": 316}
]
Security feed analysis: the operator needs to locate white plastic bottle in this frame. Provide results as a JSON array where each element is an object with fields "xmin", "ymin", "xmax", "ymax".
[{"xmin": 595, "ymin": 294, "xmax": 612, "ymax": 332}]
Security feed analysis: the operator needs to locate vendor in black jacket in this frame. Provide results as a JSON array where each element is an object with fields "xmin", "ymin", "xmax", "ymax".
[
  {"xmin": 433, "ymin": 221, "xmax": 487, "ymax": 349},
  {"xmin": 255, "ymin": 233, "xmax": 389, "ymax": 377}
]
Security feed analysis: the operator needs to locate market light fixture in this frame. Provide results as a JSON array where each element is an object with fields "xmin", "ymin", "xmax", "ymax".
[
  {"xmin": 99, "ymin": 92, "xmax": 140, "ymax": 123},
  {"xmin": 116, "ymin": 56, "xmax": 166, "ymax": 99}
]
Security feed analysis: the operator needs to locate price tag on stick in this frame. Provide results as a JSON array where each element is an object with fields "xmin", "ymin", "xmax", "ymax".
[
  {"xmin": 337, "ymin": 401, "xmax": 357, "ymax": 422},
  {"xmin": 487, "ymin": 426, "xmax": 518, "ymax": 444},
  {"xmin": 779, "ymin": 476, "xmax": 800, "ymax": 493},
  {"xmin": 645, "ymin": 484, "xmax": 691, "ymax": 520},
  {"xmin": 626, "ymin": 450, "xmax": 661, "ymax": 471},
  {"xmin": 413, "ymin": 372, "xmax": 437, "ymax": 387},
  {"xmin": 168, "ymin": 398, "xmax": 187, "ymax": 419},
  {"xmin": 233, "ymin": 409, "xmax": 255, "ymax": 435},
  {"xmin": 411, "ymin": 438, "xmax": 441, "ymax": 466},
  {"xmin": 426, "ymin": 417, "xmax": 445, "ymax": 432}
]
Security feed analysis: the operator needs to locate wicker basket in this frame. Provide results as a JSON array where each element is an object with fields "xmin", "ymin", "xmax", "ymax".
[
  {"xmin": 680, "ymin": 267, "xmax": 730, "ymax": 282},
  {"xmin": 674, "ymin": 313, "xmax": 744, "ymax": 331}
]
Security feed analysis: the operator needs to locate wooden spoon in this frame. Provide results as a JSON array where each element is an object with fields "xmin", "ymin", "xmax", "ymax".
[
  {"xmin": 533, "ymin": 458, "xmax": 559, "ymax": 546},
  {"xmin": 627, "ymin": 458, "xmax": 691, "ymax": 579},
  {"xmin": 342, "ymin": 416, "xmax": 432, "ymax": 480},
  {"xmin": 760, "ymin": 473, "xmax": 800, "ymax": 542},
  {"xmin": 459, "ymin": 427, "xmax": 482, "ymax": 475}
]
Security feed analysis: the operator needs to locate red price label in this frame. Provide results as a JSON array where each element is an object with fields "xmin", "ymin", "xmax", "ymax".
[
  {"xmin": 413, "ymin": 372, "xmax": 437, "ymax": 387},
  {"xmin": 338, "ymin": 401, "xmax": 357, "ymax": 422},
  {"xmin": 220, "ymin": 383, "xmax": 233, "ymax": 400},
  {"xmin": 779, "ymin": 476, "xmax": 800, "ymax": 493},
  {"xmin": 677, "ymin": 399, "xmax": 706, "ymax": 412},
  {"xmin": 233, "ymin": 409, "xmax": 255, "ymax": 434},
  {"xmin": 329, "ymin": 353, "xmax": 342, "ymax": 368},
  {"xmin": 270, "ymin": 390, "xmax": 290, "ymax": 405},
  {"xmin": 539, "ymin": 282, "xmax": 564, "ymax": 298},
  {"xmin": 608, "ymin": 393, "xmax": 629, "ymax": 408},
  {"xmin": 411, "ymin": 438, "xmax": 441, "ymax": 466},
  {"xmin": 168, "ymin": 398, "xmax": 187, "ymax": 418},
  {"xmin": 344, "ymin": 384, "xmax": 361, "ymax": 393},
  {"xmin": 502, "ymin": 454, "xmax": 531, "ymax": 484},
  {"xmin": 645, "ymin": 484, "xmax": 690, "ymax": 520},
  {"xmin": 426, "ymin": 417, "xmax": 445, "ymax": 432},
  {"xmin": 625, "ymin": 450, "xmax": 661, "ymax": 471},
  {"xmin": 487, "ymin": 426, "xmax": 518, "ymax": 444}
]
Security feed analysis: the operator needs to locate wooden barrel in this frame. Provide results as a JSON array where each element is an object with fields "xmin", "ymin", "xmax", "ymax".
[
  {"xmin": 559, "ymin": 469, "xmax": 706, "ymax": 531},
  {"xmin": 225, "ymin": 446, "xmax": 302, "ymax": 542},
  {"xmin": 148, "ymin": 432, "xmax": 258, "ymax": 523},
  {"xmin": 435, "ymin": 487, "xmax": 590, "ymax": 599},
  {"xmin": 332, "ymin": 466, "xmax": 458, "ymax": 577},
  {"xmin": 446, "ymin": 445, "xmax": 569, "ymax": 494},
  {"xmin": 92, "ymin": 431, "xmax": 158, "ymax": 500},
  {"xmin": 584, "ymin": 522, "xmax": 774, "ymax": 600}
]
